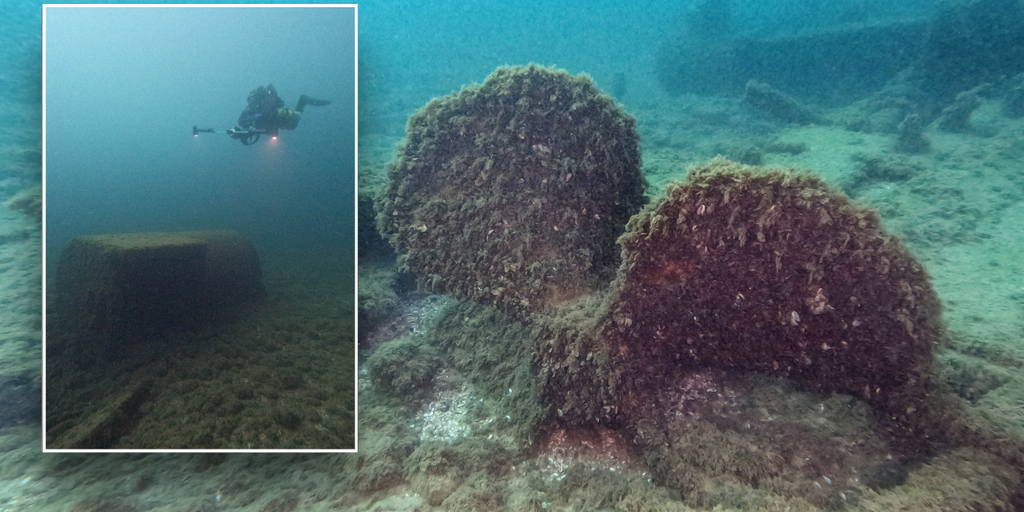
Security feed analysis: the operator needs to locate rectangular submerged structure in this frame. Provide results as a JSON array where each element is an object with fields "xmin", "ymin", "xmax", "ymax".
[{"xmin": 54, "ymin": 230, "xmax": 264, "ymax": 339}]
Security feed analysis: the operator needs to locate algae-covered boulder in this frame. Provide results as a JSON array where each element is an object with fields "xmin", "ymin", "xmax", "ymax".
[
  {"xmin": 608, "ymin": 158, "xmax": 943, "ymax": 422},
  {"xmin": 377, "ymin": 64, "xmax": 646, "ymax": 318},
  {"xmin": 54, "ymin": 230, "xmax": 264, "ymax": 340}
]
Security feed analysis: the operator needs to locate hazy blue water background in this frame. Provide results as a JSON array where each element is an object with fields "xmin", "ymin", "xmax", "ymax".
[
  {"xmin": 44, "ymin": 6, "xmax": 356, "ymax": 276},
  {"xmin": 356, "ymin": 0, "xmax": 936, "ymax": 132}
]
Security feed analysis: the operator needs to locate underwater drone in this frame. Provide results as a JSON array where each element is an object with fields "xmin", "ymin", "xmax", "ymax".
[{"xmin": 192, "ymin": 125, "xmax": 278, "ymax": 146}]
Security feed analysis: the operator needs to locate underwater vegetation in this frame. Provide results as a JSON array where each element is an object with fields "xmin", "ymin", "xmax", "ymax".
[
  {"xmin": 377, "ymin": 64, "xmax": 647, "ymax": 318},
  {"xmin": 372, "ymin": 64, "xmax": 1024, "ymax": 507}
]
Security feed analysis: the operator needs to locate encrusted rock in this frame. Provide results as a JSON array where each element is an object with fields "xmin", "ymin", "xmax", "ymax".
[
  {"xmin": 377, "ymin": 64, "xmax": 646, "ymax": 318},
  {"xmin": 608, "ymin": 158, "xmax": 943, "ymax": 424}
]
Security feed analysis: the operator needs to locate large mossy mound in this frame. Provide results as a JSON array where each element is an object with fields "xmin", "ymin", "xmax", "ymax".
[
  {"xmin": 608, "ymin": 158, "xmax": 944, "ymax": 434},
  {"xmin": 377, "ymin": 64, "xmax": 646, "ymax": 318},
  {"xmin": 366, "ymin": 336, "xmax": 444, "ymax": 399},
  {"xmin": 530, "ymin": 291, "xmax": 618, "ymax": 424}
]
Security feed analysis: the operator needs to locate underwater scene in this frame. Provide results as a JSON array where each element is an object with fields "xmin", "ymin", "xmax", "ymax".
[
  {"xmin": 42, "ymin": 6, "xmax": 357, "ymax": 451},
  {"xmin": 2, "ymin": 0, "xmax": 1024, "ymax": 510}
]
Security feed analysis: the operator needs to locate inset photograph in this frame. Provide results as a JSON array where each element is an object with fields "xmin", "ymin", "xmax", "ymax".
[{"xmin": 43, "ymin": 5, "xmax": 356, "ymax": 451}]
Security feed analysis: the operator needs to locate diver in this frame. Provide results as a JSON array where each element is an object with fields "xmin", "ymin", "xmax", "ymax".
[
  {"xmin": 194, "ymin": 84, "xmax": 331, "ymax": 145},
  {"xmin": 235, "ymin": 83, "xmax": 331, "ymax": 139}
]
